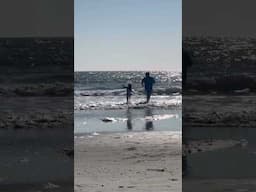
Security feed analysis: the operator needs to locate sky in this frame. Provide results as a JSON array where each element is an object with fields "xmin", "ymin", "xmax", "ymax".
[
  {"xmin": 183, "ymin": 0, "xmax": 256, "ymax": 37},
  {"xmin": 75, "ymin": 0, "xmax": 181, "ymax": 71},
  {"xmin": 0, "ymin": 0, "xmax": 73, "ymax": 37}
]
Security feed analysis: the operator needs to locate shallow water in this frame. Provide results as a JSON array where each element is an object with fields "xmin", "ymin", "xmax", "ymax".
[
  {"xmin": 184, "ymin": 94, "xmax": 256, "ymax": 178},
  {"xmin": 75, "ymin": 107, "xmax": 181, "ymax": 134},
  {"xmin": 187, "ymin": 143, "xmax": 256, "ymax": 178},
  {"xmin": 74, "ymin": 71, "xmax": 181, "ymax": 133}
]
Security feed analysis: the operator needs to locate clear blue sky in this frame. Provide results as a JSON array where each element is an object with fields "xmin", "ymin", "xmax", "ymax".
[{"xmin": 75, "ymin": 0, "xmax": 181, "ymax": 71}]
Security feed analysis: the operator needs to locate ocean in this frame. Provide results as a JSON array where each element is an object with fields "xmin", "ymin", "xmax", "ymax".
[{"xmin": 74, "ymin": 71, "xmax": 181, "ymax": 134}]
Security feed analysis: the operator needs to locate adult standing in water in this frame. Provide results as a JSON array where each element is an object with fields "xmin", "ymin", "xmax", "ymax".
[{"xmin": 141, "ymin": 72, "xmax": 155, "ymax": 103}]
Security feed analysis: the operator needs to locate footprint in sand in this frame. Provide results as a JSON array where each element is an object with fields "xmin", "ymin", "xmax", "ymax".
[{"xmin": 126, "ymin": 147, "xmax": 137, "ymax": 151}]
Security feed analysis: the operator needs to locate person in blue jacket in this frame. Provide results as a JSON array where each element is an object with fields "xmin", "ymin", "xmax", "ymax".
[{"xmin": 141, "ymin": 72, "xmax": 155, "ymax": 103}]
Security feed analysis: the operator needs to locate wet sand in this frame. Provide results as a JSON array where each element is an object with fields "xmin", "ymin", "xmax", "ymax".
[
  {"xmin": 183, "ymin": 94, "xmax": 256, "ymax": 191},
  {"xmin": 183, "ymin": 179, "xmax": 256, "ymax": 192},
  {"xmin": 75, "ymin": 131, "xmax": 181, "ymax": 192},
  {"xmin": 183, "ymin": 137, "xmax": 256, "ymax": 191},
  {"xmin": 0, "ymin": 96, "xmax": 73, "ymax": 191},
  {"xmin": 0, "ymin": 129, "xmax": 73, "ymax": 192},
  {"xmin": 0, "ymin": 38, "xmax": 74, "ymax": 191}
]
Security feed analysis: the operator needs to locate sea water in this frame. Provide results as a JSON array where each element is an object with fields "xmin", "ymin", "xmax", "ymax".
[{"xmin": 74, "ymin": 71, "xmax": 181, "ymax": 134}]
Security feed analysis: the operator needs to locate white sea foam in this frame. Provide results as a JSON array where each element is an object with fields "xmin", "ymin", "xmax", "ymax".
[
  {"xmin": 100, "ymin": 114, "xmax": 179, "ymax": 123},
  {"xmin": 75, "ymin": 95, "xmax": 181, "ymax": 110},
  {"xmin": 75, "ymin": 71, "xmax": 181, "ymax": 111},
  {"xmin": 74, "ymin": 71, "xmax": 182, "ymax": 133}
]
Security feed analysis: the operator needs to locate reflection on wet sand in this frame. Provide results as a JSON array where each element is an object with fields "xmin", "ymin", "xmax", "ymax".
[
  {"xmin": 145, "ymin": 107, "xmax": 154, "ymax": 131},
  {"xmin": 126, "ymin": 108, "xmax": 133, "ymax": 130},
  {"xmin": 125, "ymin": 107, "xmax": 155, "ymax": 131}
]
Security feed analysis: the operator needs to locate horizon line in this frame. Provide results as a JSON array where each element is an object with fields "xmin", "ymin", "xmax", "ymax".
[{"xmin": 74, "ymin": 70, "xmax": 181, "ymax": 72}]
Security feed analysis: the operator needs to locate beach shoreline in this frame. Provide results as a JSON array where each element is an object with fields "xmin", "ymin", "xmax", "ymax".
[
  {"xmin": 75, "ymin": 131, "xmax": 181, "ymax": 192},
  {"xmin": 183, "ymin": 178, "xmax": 256, "ymax": 192},
  {"xmin": 0, "ymin": 128, "xmax": 73, "ymax": 191}
]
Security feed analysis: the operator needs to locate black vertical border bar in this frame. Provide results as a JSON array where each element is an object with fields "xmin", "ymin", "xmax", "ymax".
[
  {"xmin": 183, "ymin": 0, "xmax": 256, "ymax": 191},
  {"xmin": 0, "ymin": 0, "xmax": 74, "ymax": 191}
]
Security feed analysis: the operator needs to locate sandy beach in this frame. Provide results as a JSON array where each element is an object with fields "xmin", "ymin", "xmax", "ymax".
[
  {"xmin": 182, "ymin": 93, "xmax": 256, "ymax": 191},
  {"xmin": 0, "ymin": 96, "xmax": 74, "ymax": 191},
  {"xmin": 0, "ymin": 128, "xmax": 73, "ymax": 192},
  {"xmin": 75, "ymin": 131, "xmax": 181, "ymax": 192},
  {"xmin": 183, "ymin": 178, "xmax": 256, "ymax": 192},
  {"xmin": 74, "ymin": 71, "xmax": 182, "ymax": 191}
]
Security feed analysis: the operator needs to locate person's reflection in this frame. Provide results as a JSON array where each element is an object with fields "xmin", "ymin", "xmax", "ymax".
[
  {"xmin": 144, "ymin": 107, "xmax": 154, "ymax": 131},
  {"xmin": 126, "ymin": 108, "xmax": 133, "ymax": 130}
]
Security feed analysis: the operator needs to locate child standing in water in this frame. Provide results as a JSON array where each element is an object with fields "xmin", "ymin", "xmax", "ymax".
[{"xmin": 124, "ymin": 83, "xmax": 133, "ymax": 104}]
